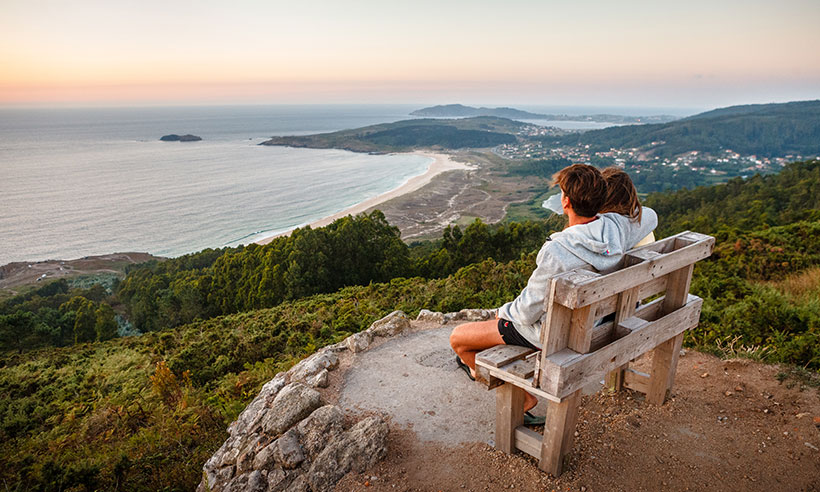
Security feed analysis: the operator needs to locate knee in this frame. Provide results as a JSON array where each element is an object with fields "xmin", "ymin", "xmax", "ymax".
[{"xmin": 449, "ymin": 326, "xmax": 463, "ymax": 352}]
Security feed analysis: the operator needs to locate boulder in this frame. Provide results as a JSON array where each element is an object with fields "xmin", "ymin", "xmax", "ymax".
[
  {"xmin": 368, "ymin": 310, "xmax": 410, "ymax": 337},
  {"xmin": 289, "ymin": 351, "xmax": 339, "ymax": 383},
  {"xmin": 307, "ymin": 417, "xmax": 388, "ymax": 491},
  {"xmin": 259, "ymin": 383, "xmax": 322, "ymax": 437},
  {"xmin": 231, "ymin": 373, "xmax": 287, "ymax": 436},
  {"xmin": 459, "ymin": 308, "xmax": 495, "ymax": 321},
  {"xmin": 297, "ymin": 405, "xmax": 345, "ymax": 458},
  {"xmin": 266, "ymin": 467, "xmax": 294, "ymax": 492},
  {"xmin": 346, "ymin": 331, "xmax": 373, "ymax": 353},
  {"xmin": 308, "ymin": 369, "xmax": 329, "ymax": 388},
  {"xmin": 272, "ymin": 428, "xmax": 305, "ymax": 469},
  {"xmin": 416, "ymin": 309, "xmax": 446, "ymax": 324}
]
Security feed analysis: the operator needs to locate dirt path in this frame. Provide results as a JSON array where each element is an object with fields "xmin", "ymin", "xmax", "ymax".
[{"xmin": 331, "ymin": 322, "xmax": 820, "ymax": 492}]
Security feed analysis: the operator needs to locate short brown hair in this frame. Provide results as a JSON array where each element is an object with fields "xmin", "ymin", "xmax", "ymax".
[
  {"xmin": 600, "ymin": 167, "xmax": 642, "ymax": 222},
  {"xmin": 552, "ymin": 164, "xmax": 607, "ymax": 218}
]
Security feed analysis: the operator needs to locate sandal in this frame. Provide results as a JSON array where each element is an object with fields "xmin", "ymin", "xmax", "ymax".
[
  {"xmin": 455, "ymin": 356, "xmax": 475, "ymax": 381},
  {"xmin": 524, "ymin": 411, "xmax": 546, "ymax": 426}
]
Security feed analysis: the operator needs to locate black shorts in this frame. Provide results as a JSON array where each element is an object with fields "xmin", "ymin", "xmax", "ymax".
[{"xmin": 497, "ymin": 318, "xmax": 538, "ymax": 351}]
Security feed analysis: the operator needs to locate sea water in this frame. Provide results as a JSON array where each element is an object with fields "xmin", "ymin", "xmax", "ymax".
[
  {"xmin": 0, "ymin": 104, "xmax": 675, "ymax": 266},
  {"xmin": 0, "ymin": 105, "xmax": 429, "ymax": 265}
]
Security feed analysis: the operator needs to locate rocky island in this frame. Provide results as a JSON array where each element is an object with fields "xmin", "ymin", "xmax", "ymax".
[{"xmin": 160, "ymin": 134, "xmax": 202, "ymax": 142}]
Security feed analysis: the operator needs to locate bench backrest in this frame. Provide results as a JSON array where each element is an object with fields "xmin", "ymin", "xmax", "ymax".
[{"xmin": 534, "ymin": 231, "xmax": 714, "ymax": 398}]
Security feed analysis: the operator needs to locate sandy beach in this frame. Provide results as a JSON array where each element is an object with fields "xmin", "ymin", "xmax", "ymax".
[{"xmin": 255, "ymin": 152, "xmax": 474, "ymax": 245}]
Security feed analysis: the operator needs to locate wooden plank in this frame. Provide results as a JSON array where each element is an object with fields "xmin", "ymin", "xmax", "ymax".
[
  {"xmin": 540, "ymin": 389, "xmax": 580, "ymax": 476},
  {"xmin": 477, "ymin": 363, "xmax": 563, "ymax": 402},
  {"xmin": 605, "ymin": 284, "xmax": 641, "ymax": 392},
  {"xmin": 475, "ymin": 365, "xmax": 504, "ymax": 390},
  {"xmin": 536, "ymin": 280, "xmax": 574, "ymax": 392},
  {"xmin": 662, "ymin": 264, "xmax": 694, "ymax": 314},
  {"xmin": 496, "ymin": 384, "xmax": 525, "ymax": 453},
  {"xmin": 553, "ymin": 233, "xmax": 714, "ymax": 309},
  {"xmin": 476, "ymin": 345, "xmax": 535, "ymax": 368},
  {"xmin": 540, "ymin": 297, "xmax": 703, "ymax": 399},
  {"xmin": 567, "ymin": 305, "xmax": 595, "ymax": 354},
  {"xmin": 623, "ymin": 368, "xmax": 651, "ymax": 394},
  {"xmin": 647, "ymin": 332, "xmax": 684, "ymax": 405},
  {"xmin": 505, "ymin": 358, "xmax": 536, "ymax": 379},
  {"xmin": 515, "ymin": 426, "xmax": 542, "ymax": 458},
  {"xmin": 645, "ymin": 264, "xmax": 694, "ymax": 405}
]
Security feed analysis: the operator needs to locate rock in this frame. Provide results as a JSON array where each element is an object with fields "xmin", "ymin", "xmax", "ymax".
[
  {"xmin": 367, "ymin": 310, "xmax": 410, "ymax": 337},
  {"xmin": 289, "ymin": 351, "xmax": 339, "ymax": 383},
  {"xmin": 284, "ymin": 475, "xmax": 311, "ymax": 492},
  {"xmin": 308, "ymin": 368, "xmax": 329, "ymax": 388},
  {"xmin": 260, "ymin": 383, "xmax": 322, "ymax": 437},
  {"xmin": 199, "ymin": 463, "xmax": 234, "ymax": 492},
  {"xmin": 458, "ymin": 308, "xmax": 495, "ymax": 321},
  {"xmin": 324, "ymin": 341, "xmax": 349, "ymax": 353},
  {"xmin": 307, "ymin": 416, "xmax": 388, "ymax": 491},
  {"xmin": 232, "ymin": 373, "xmax": 287, "ymax": 436},
  {"xmin": 297, "ymin": 405, "xmax": 345, "ymax": 458},
  {"xmin": 266, "ymin": 467, "xmax": 294, "ymax": 492},
  {"xmin": 273, "ymin": 428, "xmax": 305, "ymax": 469},
  {"xmin": 252, "ymin": 440, "xmax": 278, "ymax": 471},
  {"xmin": 346, "ymin": 330, "xmax": 373, "ymax": 352},
  {"xmin": 236, "ymin": 433, "xmax": 271, "ymax": 475},
  {"xmin": 160, "ymin": 133, "xmax": 202, "ymax": 141},
  {"xmin": 444, "ymin": 312, "xmax": 462, "ymax": 323},
  {"xmin": 246, "ymin": 470, "xmax": 268, "ymax": 492},
  {"xmin": 416, "ymin": 309, "xmax": 445, "ymax": 324}
]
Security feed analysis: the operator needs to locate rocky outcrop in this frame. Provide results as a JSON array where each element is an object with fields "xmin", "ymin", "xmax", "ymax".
[
  {"xmin": 160, "ymin": 134, "xmax": 202, "ymax": 142},
  {"xmin": 198, "ymin": 308, "xmax": 467, "ymax": 491}
]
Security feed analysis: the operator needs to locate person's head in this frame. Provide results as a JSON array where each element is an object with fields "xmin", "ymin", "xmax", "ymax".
[
  {"xmin": 600, "ymin": 167, "xmax": 642, "ymax": 222},
  {"xmin": 552, "ymin": 164, "xmax": 607, "ymax": 218}
]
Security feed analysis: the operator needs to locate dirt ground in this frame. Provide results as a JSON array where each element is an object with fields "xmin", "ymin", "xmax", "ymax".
[
  {"xmin": 333, "ymin": 326, "xmax": 820, "ymax": 492},
  {"xmin": 371, "ymin": 151, "xmax": 537, "ymax": 241}
]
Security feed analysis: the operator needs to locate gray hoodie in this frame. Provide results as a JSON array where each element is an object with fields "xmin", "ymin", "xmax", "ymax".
[{"xmin": 497, "ymin": 208, "xmax": 658, "ymax": 348}]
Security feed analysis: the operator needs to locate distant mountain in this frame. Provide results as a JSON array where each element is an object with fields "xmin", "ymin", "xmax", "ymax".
[
  {"xmin": 411, "ymin": 104, "xmax": 678, "ymax": 124},
  {"xmin": 411, "ymin": 104, "xmax": 547, "ymax": 119},
  {"xmin": 549, "ymin": 100, "xmax": 820, "ymax": 158}
]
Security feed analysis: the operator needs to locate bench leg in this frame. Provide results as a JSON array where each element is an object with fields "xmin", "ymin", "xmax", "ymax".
[
  {"xmin": 605, "ymin": 363, "xmax": 627, "ymax": 393},
  {"xmin": 647, "ymin": 332, "xmax": 684, "ymax": 405},
  {"xmin": 539, "ymin": 389, "xmax": 580, "ymax": 476},
  {"xmin": 495, "ymin": 383, "xmax": 525, "ymax": 453}
]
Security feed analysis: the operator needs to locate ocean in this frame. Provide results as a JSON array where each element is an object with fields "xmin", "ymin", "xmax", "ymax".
[{"xmin": 0, "ymin": 104, "xmax": 683, "ymax": 266}]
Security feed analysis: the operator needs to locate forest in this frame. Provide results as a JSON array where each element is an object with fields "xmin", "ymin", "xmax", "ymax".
[{"xmin": 0, "ymin": 159, "xmax": 818, "ymax": 490}]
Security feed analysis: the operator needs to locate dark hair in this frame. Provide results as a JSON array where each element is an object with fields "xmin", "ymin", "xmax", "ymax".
[
  {"xmin": 600, "ymin": 167, "xmax": 642, "ymax": 222},
  {"xmin": 552, "ymin": 164, "xmax": 607, "ymax": 218}
]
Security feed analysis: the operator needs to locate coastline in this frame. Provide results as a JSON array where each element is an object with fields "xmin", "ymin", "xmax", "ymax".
[{"xmin": 255, "ymin": 151, "xmax": 473, "ymax": 245}]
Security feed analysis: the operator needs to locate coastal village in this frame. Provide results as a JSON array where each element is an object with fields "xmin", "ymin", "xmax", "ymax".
[{"xmin": 497, "ymin": 123, "xmax": 801, "ymax": 178}]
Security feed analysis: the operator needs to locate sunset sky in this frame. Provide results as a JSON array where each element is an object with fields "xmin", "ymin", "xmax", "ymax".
[{"xmin": 1, "ymin": 0, "xmax": 818, "ymax": 108}]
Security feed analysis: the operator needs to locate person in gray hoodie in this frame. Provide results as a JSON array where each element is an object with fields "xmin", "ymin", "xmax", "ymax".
[{"xmin": 450, "ymin": 164, "xmax": 657, "ymax": 415}]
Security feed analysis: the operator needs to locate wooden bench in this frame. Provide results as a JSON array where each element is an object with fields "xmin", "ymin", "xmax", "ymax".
[{"xmin": 475, "ymin": 231, "xmax": 715, "ymax": 476}]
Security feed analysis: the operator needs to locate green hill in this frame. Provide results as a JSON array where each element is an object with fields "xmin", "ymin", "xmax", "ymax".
[
  {"xmin": 260, "ymin": 116, "xmax": 522, "ymax": 152},
  {"xmin": 550, "ymin": 100, "xmax": 820, "ymax": 158}
]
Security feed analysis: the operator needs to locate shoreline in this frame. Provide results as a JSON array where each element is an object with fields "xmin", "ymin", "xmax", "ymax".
[{"xmin": 255, "ymin": 151, "xmax": 474, "ymax": 245}]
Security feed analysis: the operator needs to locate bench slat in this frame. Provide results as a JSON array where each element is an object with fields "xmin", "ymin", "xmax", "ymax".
[
  {"xmin": 553, "ymin": 232, "xmax": 714, "ymax": 309},
  {"xmin": 476, "ymin": 344, "xmax": 535, "ymax": 368},
  {"xmin": 504, "ymin": 358, "xmax": 536, "ymax": 379}
]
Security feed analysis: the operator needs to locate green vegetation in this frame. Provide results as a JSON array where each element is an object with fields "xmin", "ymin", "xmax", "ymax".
[
  {"xmin": 548, "ymin": 100, "xmax": 820, "ymax": 158},
  {"xmin": 2, "ymin": 159, "xmax": 818, "ymax": 490},
  {"xmin": 260, "ymin": 116, "xmax": 525, "ymax": 152}
]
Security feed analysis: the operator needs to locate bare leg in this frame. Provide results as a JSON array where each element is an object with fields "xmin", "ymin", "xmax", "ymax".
[{"xmin": 449, "ymin": 319, "xmax": 539, "ymax": 412}]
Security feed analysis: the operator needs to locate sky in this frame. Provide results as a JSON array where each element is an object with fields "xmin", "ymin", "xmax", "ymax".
[{"xmin": 1, "ymin": 0, "xmax": 819, "ymax": 109}]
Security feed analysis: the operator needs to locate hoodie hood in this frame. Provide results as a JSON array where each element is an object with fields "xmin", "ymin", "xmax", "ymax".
[{"xmin": 550, "ymin": 208, "xmax": 658, "ymax": 273}]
